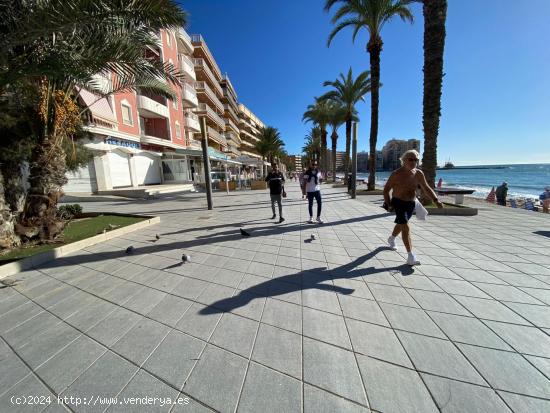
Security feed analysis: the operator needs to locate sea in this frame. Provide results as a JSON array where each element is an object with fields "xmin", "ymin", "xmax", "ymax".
[{"xmin": 354, "ymin": 163, "xmax": 550, "ymax": 199}]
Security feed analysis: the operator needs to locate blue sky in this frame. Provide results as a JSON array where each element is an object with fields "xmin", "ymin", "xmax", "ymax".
[{"xmin": 181, "ymin": 0, "xmax": 550, "ymax": 166}]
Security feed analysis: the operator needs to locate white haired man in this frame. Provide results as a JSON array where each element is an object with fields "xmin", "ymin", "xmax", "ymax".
[{"xmin": 383, "ymin": 150, "xmax": 443, "ymax": 265}]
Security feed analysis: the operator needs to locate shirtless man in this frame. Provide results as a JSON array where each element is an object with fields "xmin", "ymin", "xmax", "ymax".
[{"xmin": 383, "ymin": 150, "xmax": 443, "ymax": 265}]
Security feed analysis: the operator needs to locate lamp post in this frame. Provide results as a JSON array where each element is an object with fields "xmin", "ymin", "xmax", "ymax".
[
  {"xmin": 199, "ymin": 117, "xmax": 213, "ymax": 210},
  {"xmin": 351, "ymin": 122, "xmax": 358, "ymax": 199}
]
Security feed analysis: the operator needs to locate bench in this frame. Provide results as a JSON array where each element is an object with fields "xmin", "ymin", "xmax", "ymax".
[{"xmin": 435, "ymin": 187, "xmax": 475, "ymax": 205}]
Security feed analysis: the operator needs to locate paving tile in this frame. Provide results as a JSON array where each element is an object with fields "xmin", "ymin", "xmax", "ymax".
[
  {"xmin": 338, "ymin": 295, "xmax": 389, "ymax": 326},
  {"xmin": 261, "ymin": 298, "xmax": 302, "ymax": 334},
  {"xmin": 36, "ymin": 335, "xmax": 106, "ymax": 393},
  {"xmin": 484, "ymin": 321, "xmax": 550, "ymax": 357},
  {"xmin": 331, "ymin": 278, "xmax": 374, "ymax": 299},
  {"xmin": 358, "ymin": 355, "xmax": 438, "ymax": 413},
  {"xmin": 86, "ymin": 307, "xmax": 142, "ymax": 347},
  {"xmin": 498, "ymin": 392, "xmax": 550, "ymax": 413},
  {"xmin": 505, "ymin": 302, "xmax": 550, "ymax": 328},
  {"xmin": 237, "ymin": 362, "xmax": 301, "ymax": 413},
  {"xmin": 212, "ymin": 269, "xmax": 245, "ymax": 288},
  {"xmin": 0, "ymin": 302, "xmax": 43, "ymax": 333},
  {"xmin": 170, "ymin": 277, "xmax": 209, "ymax": 300},
  {"xmin": 183, "ymin": 345, "xmax": 247, "ymax": 413},
  {"xmin": 209, "ymin": 313, "xmax": 258, "ymax": 357},
  {"xmin": 146, "ymin": 294, "xmax": 193, "ymax": 327},
  {"xmin": 303, "ymin": 337, "xmax": 367, "ymax": 404},
  {"xmin": 0, "ymin": 340, "xmax": 31, "ymax": 394},
  {"xmin": 419, "ymin": 265, "xmax": 462, "ymax": 280},
  {"xmin": 303, "ymin": 307, "xmax": 351, "ymax": 349},
  {"xmin": 4, "ymin": 311, "xmax": 62, "ymax": 349},
  {"xmin": 525, "ymin": 355, "xmax": 550, "ymax": 377},
  {"xmin": 429, "ymin": 312, "xmax": 512, "ymax": 350},
  {"xmin": 122, "ymin": 288, "xmax": 167, "ymax": 316},
  {"xmin": 62, "ymin": 351, "xmax": 138, "ymax": 412},
  {"xmin": 0, "ymin": 373, "xmax": 56, "ymax": 413},
  {"xmin": 397, "ymin": 331, "xmax": 486, "ymax": 385},
  {"xmin": 380, "ymin": 302, "xmax": 446, "ymax": 338},
  {"xmin": 237, "ymin": 274, "xmax": 270, "ymax": 296},
  {"xmin": 112, "ymin": 318, "xmax": 170, "ymax": 365},
  {"xmin": 422, "ymin": 374, "xmax": 511, "ymax": 413},
  {"xmin": 517, "ymin": 287, "xmax": 550, "ymax": 305},
  {"xmin": 252, "ymin": 323, "xmax": 301, "ymax": 379},
  {"xmin": 303, "ymin": 383, "xmax": 369, "ymax": 413},
  {"xmin": 407, "ymin": 289, "xmax": 471, "ymax": 316},
  {"xmin": 490, "ymin": 271, "xmax": 549, "ymax": 288},
  {"xmin": 346, "ymin": 318, "xmax": 412, "ymax": 367},
  {"xmin": 302, "ymin": 288, "xmax": 341, "ymax": 314},
  {"xmin": 431, "ymin": 278, "xmax": 491, "ymax": 298},
  {"xmin": 229, "ymin": 290, "xmax": 266, "ymax": 321},
  {"xmin": 143, "ymin": 330, "xmax": 205, "ymax": 389},
  {"xmin": 395, "ymin": 274, "xmax": 443, "ymax": 292},
  {"xmin": 369, "ymin": 283, "xmax": 419, "ymax": 307},
  {"xmin": 472, "ymin": 282, "xmax": 543, "ymax": 304},
  {"xmin": 459, "ymin": 344, "xmax": 550, "ymax": 398},
  {"xmin": 453, "ymin": 296, "xmax": 531, "ymax": 325}
]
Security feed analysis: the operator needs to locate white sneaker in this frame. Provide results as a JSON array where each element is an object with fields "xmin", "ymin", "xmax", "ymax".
[
  {"xmin": 316, "ymin": 217, "xmax": 324, "ymax": 224},
  {"xmin": 406, "ymin": 253, "xmax": 421, "ymax": 266},
  {"xmin": 308, "ymin": 217, "xmax": 314, "ymax": 224},
  {"xmin": 387, "ymin": 236, "xmax": 397, "ymax": 251}
]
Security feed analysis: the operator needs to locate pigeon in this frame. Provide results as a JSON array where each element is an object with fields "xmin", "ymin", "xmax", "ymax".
[
  {"xmin": 125, "ymin": 246, "xmax": 134, "ymax": 254},
  {"xmin": 240, "ymin": 228, "xmax": 251, "ymax": 237},
  {"xmin": 155, "ymin": 234, "xmax": 160, "ymax": 240},
  {"xmin": 311, "ymin": 234, "xmax": 316, "ymax": 240},
  {"xmin": 182, "ymin": 254, "xmax": 191, "ymax": 263},
  {"xmin": 108, "ymin": 224, "xmax": 120, "ymax": 230}
]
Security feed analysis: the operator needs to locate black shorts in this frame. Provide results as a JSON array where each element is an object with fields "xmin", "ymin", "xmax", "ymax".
[{"xmin": 391, "ymin": 197, "xmax": 415, "ymax": 224}]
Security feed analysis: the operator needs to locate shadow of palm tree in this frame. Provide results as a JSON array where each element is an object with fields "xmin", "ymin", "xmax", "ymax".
[{"xmin": 199, "ymin": 246, "xmax": 414, "ymax": 315}]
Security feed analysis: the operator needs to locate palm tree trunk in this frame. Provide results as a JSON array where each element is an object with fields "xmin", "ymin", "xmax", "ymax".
[
  {"xmin": 1, "ymin": 161, "xmax": 26, "ymax": 215},
  {"xmin": 421, "ymin": 0, "xmax": 447, "ymax": 195},
  {"xmin": 331, "ymin": 130, "xmax": 337, "ymax": 183},
  {"xmin": 0, "ymin": 170, "xmax": 20, "ymax": 249},
  {"xmin": 321, "ymin": 128, "xmax": 328, "ymax": 176},
  {"xmin": 367, "ymin": 40, "xmax": 382, "ymax": 191},
  {"xmin": 344, "ymin": 118, "xmax": 352, "ymax": 185},
  {"xmin": 21, "ymin": 138, "xmax": 68, "ymax": 240}
]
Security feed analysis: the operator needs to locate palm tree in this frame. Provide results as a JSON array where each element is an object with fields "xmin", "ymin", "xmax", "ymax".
[
  {"xmin": 321, "ymin": 67, "xmax": 371, "ymax": 184},
  {"xmin": 420, "ymin": 0, "xmax": 447, "ymax": 191},
  {"xmin": 0, "ymin": 0, "xmax": 186, "ymax": 241},
  {"xmin": 303, "ymin": 98, "xmax": 331, "ymax": 174},
  {"xmin": 302, "ymin": 127, "xmax": 322, "ymax": 165},
  {"xmin": 255, "ymin": 126, "xmax": 285, "ymax": 176},
  {"xmin": 325, "ymin": 0, "xmax": 414, "ymax": 190},
  {"xmin": 326, "ymin": 101, "xmax": 348, "ymax": 182}
]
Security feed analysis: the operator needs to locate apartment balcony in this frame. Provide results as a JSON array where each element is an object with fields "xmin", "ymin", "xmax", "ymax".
[
  {"xmin": 225, "ymin": 131, "xmax": 242, "ymax": 146},
  {"xmin": 193, "ymin": 58, "xmax": 223, "ymax": 95},
  {"xmin": 224, "ymin": 117, "xmax": 240, "ymax": 134},
  {"xmin": 226, "ymin": 144, "xmax": 241, "ymax": 157},
  {"xmin": 177, "ymin": 28, "xmax": 194, "ymax": 54},
  {"xmin": 191, "ymin": 35, "xmax": 223, "ymax": 80},
  {"xmin": 223, "ymin": 104, "xmax": 240, "ymax": 124},
  {"xmin": 195, "ymin": 81, "xmax": 224, "ymax": 112},
  {"xmin": 141, "ymin": 134, "xmax": 179, "ymax": 148},
  {"xmin": 137, "ymin": 95, "xmax": 168, "ymax": 118},
  {"xmin": 195, "ymin": 126, "xmax": 227, "ymax": 147},
  {"xmin": 239, "ymin": 127, "xmax": 258, "ymax": 141},
  {"xmin": 179, "ymin": 54, "xmax": 196, "ymax": 81},
  {"xmin": 182, "ymin": 83, "xmax": 198, "ymax": 108},
  {"xmin": 184, "ymin": 111, "xmax": 200, "ymax": 132},
  {"xmin": 196, "ymin": 103, "xmax": 225, "ymax": 130},
  {"xmin": 240, "ymin": 139, "xmax": 255, "ymax": 149}
]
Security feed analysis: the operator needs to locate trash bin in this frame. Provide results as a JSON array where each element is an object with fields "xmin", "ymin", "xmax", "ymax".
[{"xmin": 347, "ymin": 173, "xmax": 353, "ymax": 192}]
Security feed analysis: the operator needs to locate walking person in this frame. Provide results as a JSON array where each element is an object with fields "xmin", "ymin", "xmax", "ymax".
[
  {"xmin": 496, "ymin": 182, "xmax": 508, "ymax": 206},
  {"xmin": 383, "ymin": 150, "xmax": 443, "ymax": 265},
  {"xmin": 540, "ymin": 186, "xmax": 550, "ymax": 213},
  {"xmin": 265, "ymin": 163, "xmax": 285, "ymax": 223},
  {"xmin": 301, "ymin": 161, "xmax": 323, "ymax": 224}
]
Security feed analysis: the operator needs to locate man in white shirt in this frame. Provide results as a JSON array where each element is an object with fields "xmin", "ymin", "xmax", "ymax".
[{"xmin": 301, "ymin": 161, "xmax": 323, "ymax": 224}]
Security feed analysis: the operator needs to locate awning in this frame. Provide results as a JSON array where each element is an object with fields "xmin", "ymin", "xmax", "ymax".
[
  {"xmin": 175, "ymin": 148, "xmax": 203, "ymax": 157},
  {"xmin": 78, "ymin": 88, "xmax": 117, "ymax": 123}
]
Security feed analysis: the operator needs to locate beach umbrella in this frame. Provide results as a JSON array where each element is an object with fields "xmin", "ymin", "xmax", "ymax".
[
  {"xmin": 437, "ymin": 178, "xmax": 443, "ymax": 188},
  {"xmin": 486, "ymin": 187, "xmax": 496, "ymax": 203}
]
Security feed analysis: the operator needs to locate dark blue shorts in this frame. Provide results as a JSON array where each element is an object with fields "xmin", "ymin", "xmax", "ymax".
[{"xmin": 391, "ymin": 198, "xmax": 415, "ymax": 224}]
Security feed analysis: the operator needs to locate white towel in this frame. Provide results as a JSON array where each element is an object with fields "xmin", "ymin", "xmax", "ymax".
[{"xmin": 415, "ymin": 199, "xmax": 429, "ymax": 221}]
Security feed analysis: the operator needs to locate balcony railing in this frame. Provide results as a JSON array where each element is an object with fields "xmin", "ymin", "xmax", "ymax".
[
  {"xmin": 225, "ymin": 131, "xmax": 242, "ymax": 146},
  {"xmin": 181, "ymin": 83, "xmax": 198, "ymax": 108},
  {"xmin": 193, "ymin": 58, "xmax": 223, "ymax": 95},
  {"xmin": 196, "ymin": 103, "xmax": 225, "ymax": 129},
  {"xmin": 206, "ymin": 126, "xmax": 227, "ymax": 147},
  {"xmin": 137, "ymin": 95, "xmax": 168, "ymax": 118},
  {"xmin": 177, "ymin": 28, "xmax": 194, "ymax": 54},
  {"xmin": 224, "ymin": 117, "xmax": 240, "ymax": 134},
  {"xmin": 179, "ymin": 54, "xmax": 196, "ymax": 81},
  {"xmin": 191, "ymin": 34, "xmax": 223, "ymax": 79},
  {"xmin": 184, "ymin": 111, "xmax": 200, "ymax": 132},
  {"xmin": 223, "ymin": 104, "xmax": 240, "ymax": 123},
  {"xmin": 195, "ymin": 81, "xmax": 224, "ymax": 112}
]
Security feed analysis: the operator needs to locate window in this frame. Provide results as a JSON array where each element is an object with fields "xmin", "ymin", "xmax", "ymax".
[
  {"xmin": 121, "ymin": 103, "xmax": 133, "ymax": 125},
  {"xmin": 175, "ymin": 121, "xmax": 181, "ymax": 138}
]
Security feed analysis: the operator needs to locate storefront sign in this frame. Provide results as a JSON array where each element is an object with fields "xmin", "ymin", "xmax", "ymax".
[{"xmin": 105, "ymin": 137, "xmax": 140, "ymax": 149}]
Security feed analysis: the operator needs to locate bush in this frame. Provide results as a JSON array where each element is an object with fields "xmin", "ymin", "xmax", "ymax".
[{"xmin": 58, "ymin": 204, "xmax": 83, "ymax": 219}]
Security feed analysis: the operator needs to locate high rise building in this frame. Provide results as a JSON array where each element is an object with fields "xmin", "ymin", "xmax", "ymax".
[
  {"xmin": 381, "ymin": 139, "xmax": 421, "ymax": 171},
  {"xmin": 357, "ymin": 151, "xmax": 368, "ymax": 172},
  {"xmin": 289, "ymin": 155, "xmax": 303, "ymax": 172}
]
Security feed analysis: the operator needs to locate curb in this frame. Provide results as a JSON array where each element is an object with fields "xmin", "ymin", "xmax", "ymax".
[
  {"xmin": 0, "ymin": 215, "xmax": 160, "ymax": 279},
  {"xmin": 426, "ymin": 207, "xmax": 478, "ymax": 216}
]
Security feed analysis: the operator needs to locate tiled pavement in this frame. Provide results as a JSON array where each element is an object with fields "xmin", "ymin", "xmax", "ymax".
[{"xmin": 1, "ymin": 182, "xmax": 550, "ymax": 412}]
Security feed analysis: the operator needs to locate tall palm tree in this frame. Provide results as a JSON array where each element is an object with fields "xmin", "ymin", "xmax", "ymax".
[
  {"xmin": 255, "ymin": 126, "xmax": 285, "ymax": 176},
  {"xmin": 326, "ymin": 101, "xmax": 348, "ymax": 182},
  {"xmin": 325, "ymin": 0, "xmax": 414, "ymax": 190},
  {"xmin": 320, "ymin": 67, "xmax": 371, "ymax": 184},
  {"xmin": 0, "ymin": 0, "xmax": 186, "ymax": 241},
  {"xmin": 302, "ymin": 127, "xmax": 322, "ymax": 165},
  {"xmin": 420, "ymin": 0, "xmax": 447, "ymax": 191},
  {"xmin": 303, "ymin": 98, "xmax": 331, "ymax": 174}
]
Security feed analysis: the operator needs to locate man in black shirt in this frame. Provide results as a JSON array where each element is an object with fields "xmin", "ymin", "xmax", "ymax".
[{"xmin": 265, "ymin": 163, "xmax": 285, "ymax": 223}]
